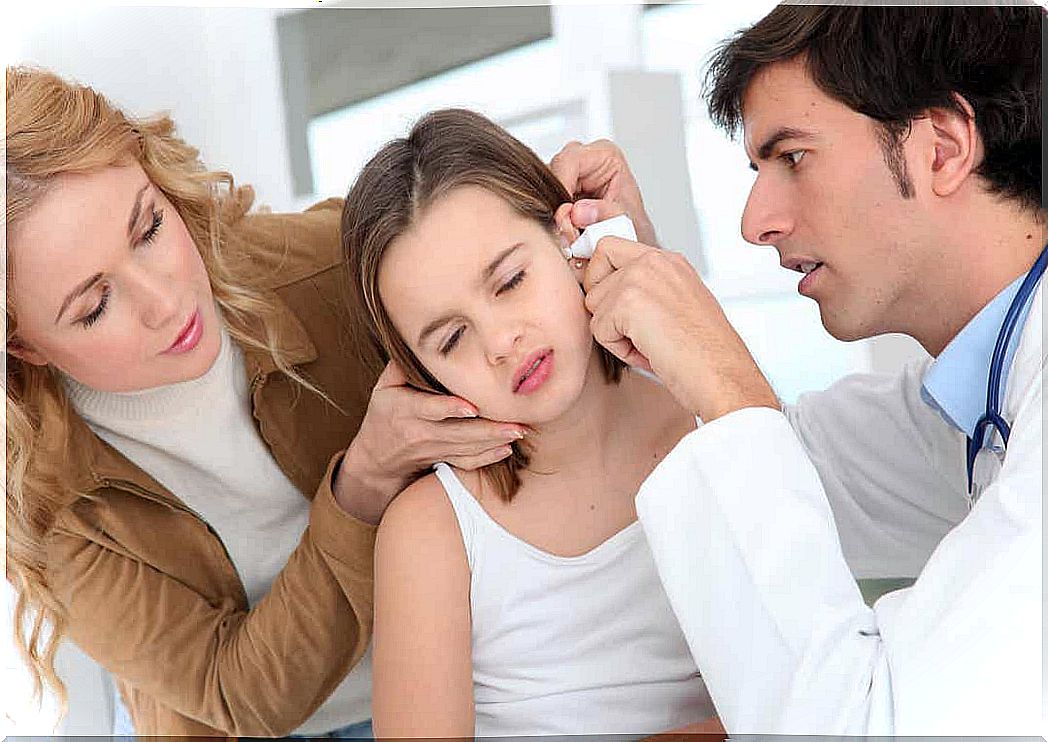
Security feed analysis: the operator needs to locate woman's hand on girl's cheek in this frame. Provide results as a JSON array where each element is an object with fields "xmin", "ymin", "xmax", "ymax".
[{"xmin": 333, "ymin": 361, "xmax": 527, "ymax": 524}]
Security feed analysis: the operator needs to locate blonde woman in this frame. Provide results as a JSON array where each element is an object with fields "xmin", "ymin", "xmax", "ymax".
[{"xmin": 5, "ymin": 67, "xmax": 526, "ymax": 738}]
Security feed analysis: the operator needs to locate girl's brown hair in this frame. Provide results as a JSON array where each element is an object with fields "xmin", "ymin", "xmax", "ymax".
[
  {"xmin": 5, "ymin": 66, "xmax": 313, "ymax": 711},
  {"xmin": 342, "ymin": 108, "xmax": 625, "ymax": 502}
]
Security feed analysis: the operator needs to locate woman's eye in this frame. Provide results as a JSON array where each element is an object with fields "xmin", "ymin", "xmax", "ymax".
[
  {"xmin": 439, "ymin": 326, "xmax": 464, "ymax": 356},
  {"xmin": 781, "ymin": 150, "xmax": 806, "ymax": 168},
  {"xmin": 79, "ymin": 286, "xmax": 111, "ymax": 328},
  {"xmin": 496, "ymin": 270, "xmax": 526, "ymax": 296},
  {"xmin": 139, "ymin": 208, "xmax": 164, "ymax": 245}
]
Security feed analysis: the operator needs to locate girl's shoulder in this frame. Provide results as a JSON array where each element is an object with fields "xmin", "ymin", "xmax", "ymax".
[{"xmin": 375, "ymin": 469, "xmax": 472, "ymax": 584}]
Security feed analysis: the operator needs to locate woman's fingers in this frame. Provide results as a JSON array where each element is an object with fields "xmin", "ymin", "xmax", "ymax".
[{"xmin": 444, "ymin": 444, "xmax": 516, "ymax": 471}]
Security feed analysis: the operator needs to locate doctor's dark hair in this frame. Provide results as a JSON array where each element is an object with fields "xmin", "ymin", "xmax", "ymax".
[
  {"xmin": 341, "ymin": 108, "xmax": 625, "ymax": 502},
  {"xmin": 705, "ymin": 5, "xmax": 1043, "ymax": 212}
]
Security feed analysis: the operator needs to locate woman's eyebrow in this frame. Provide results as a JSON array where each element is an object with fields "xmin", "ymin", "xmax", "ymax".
[
  {"xmin": 55, "ymin": 273, "xmax": 104, "ymax": 324},
  {"xmin": 126, "ymin": 183, "xmax": 150, "ymax": 236}
]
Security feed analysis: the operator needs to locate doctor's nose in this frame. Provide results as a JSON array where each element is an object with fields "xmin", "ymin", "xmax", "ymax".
[{"xmin": 741, "ymin": 179, "xmax": 794, "ymax": 246}]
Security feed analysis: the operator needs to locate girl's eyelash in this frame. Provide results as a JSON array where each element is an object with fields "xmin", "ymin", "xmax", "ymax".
[
  {"xmin": 80, "ymin": 286, "xmax": 111, "ymax": 328},
  {"xmin": 440, "ymin": 326, "xmax": 464, "ymax": 356},
  {"xmin": 437, "ymin": 270, "xmax": 526, "ymax": 355},
  {"xmin": 140, "ymin": 208, "xmax": 164, "ymax": 244},
  {"xmin": 496, "ymin": 270, "xmax": 526, "ymax": 296}
]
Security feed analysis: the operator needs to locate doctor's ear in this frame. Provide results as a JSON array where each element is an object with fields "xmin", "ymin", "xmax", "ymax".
[
  {"xmin": 6, "ymin": 337, "xmax": 48, "ymax": 366},
  {"xmin": 926, "ymin": 93, "xmax": 982, "ymax": 198}
]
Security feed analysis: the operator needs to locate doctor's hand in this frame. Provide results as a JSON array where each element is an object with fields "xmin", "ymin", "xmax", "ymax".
[
  {"xmin": 584, "ymin": 236, "xmax": 780, "ymax": 423},
  {"xmin": 549, "ymin": 139, "xmax": 657, "ymax": 246},
  {"xmin": 334, "ymin": 361, "xmax": 526, "ymax": 524}
]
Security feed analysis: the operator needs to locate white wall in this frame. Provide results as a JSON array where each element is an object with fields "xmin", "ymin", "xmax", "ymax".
[{"xmin": 6, "ymin": 6, "xmax": 298, "ymax": 212}]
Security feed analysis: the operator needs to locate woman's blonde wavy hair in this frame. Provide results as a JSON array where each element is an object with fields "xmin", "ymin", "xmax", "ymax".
[{"xmin": 4, "ymin": 66, "xmax": 310, "ymax": 711}]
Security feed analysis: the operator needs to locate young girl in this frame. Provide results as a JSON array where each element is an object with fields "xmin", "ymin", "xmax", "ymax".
[
  {"xmin": 343, "ymin": 109, "xmax": 716, "ymax": 736},
  {"xmin": 5, "ymin": 67, "xmax": 524, "ymax": 737}
]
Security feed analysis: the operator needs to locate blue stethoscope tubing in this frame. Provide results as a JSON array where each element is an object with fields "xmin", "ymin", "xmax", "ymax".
[{"xmin": 966, "ymin": 243, "xmax": 1048, "ymax": 494}]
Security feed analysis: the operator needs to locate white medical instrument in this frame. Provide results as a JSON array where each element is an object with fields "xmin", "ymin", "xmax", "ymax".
[
  {"xmin": 564, "ymin": 214, "xmax": 637, "ymax": 260},
  {"xmin": 966, "ymin": 242, "xmax": 1048, "ymax": 504}
]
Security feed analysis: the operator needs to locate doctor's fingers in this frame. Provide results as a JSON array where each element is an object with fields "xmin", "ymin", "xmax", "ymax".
[
  {"xmin": 582, "ymin": 236, "xmax": 660, "ymax": 295},
  {"xmin": 549, "ymin": 140, "xmax": 657, "ymax": 245}
]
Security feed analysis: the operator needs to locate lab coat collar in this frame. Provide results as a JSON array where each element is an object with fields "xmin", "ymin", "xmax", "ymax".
[{"xmin": 920, "ymin": 270, "xmax": 1036, "ymax": 438}]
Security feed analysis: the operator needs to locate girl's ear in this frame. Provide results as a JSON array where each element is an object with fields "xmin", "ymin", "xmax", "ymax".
[{"xmin": 6, "ymin": 337, "xmax": 48, "ymax": 366}]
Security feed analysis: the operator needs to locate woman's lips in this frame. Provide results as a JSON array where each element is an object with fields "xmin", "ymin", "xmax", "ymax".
[
  {"xmin": 164, "ymin": 310, "xmax": 203, "ymax": 354},
  {"xmin": 514, "ymin": 350, "xmax": 553, "ymax": 395}
]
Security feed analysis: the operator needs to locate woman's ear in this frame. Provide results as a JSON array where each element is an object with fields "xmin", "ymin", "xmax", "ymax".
[
  {"xmin": 927, "ymin": 93, "xmax": 981, "ymax": 198},
  {"xmin": 7, "ymin": 337, "xmax": 48, "ymax": 366}
]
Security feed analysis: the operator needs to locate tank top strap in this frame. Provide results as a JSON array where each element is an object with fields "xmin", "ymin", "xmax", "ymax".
[{"xmin": 432, "ymin": 462, "xmax": 488, "ymax": 569}]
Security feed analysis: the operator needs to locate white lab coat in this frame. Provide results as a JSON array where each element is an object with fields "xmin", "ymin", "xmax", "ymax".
[{"xmin": 636, "ymin": 284, "xmax": 1042, "ymax": 735}]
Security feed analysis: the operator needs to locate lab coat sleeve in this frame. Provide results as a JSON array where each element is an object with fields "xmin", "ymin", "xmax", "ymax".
[{"xmin": 636, "ymin": 372, "xmax": 1042, "ymax": 733}]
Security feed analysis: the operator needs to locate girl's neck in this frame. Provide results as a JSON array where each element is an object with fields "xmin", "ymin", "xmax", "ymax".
[{"xmin": 522, "ymin": 347, "xmax": 634, "ymax": 477}]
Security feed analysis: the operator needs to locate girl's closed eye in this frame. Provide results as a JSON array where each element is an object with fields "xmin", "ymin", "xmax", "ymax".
[
  {"xmin": 440, "ymin": 326, "xmax": 465, "ymax": 356},
  {"xmin": 495, "ymin": 270, "xmax": 526, "ymax": 296}
]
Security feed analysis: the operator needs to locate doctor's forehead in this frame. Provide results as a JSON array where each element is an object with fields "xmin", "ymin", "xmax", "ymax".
[{"xmin": 742, "ymin": 61, "xmax": 874, "ymax": 164}]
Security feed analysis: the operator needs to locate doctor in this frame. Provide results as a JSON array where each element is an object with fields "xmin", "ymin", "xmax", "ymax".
[{"xmin": 550, "ymin": 4, "xmax": 1042, "ymax": 735}]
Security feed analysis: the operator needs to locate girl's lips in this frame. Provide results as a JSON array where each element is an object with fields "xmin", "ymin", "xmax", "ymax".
[
  {"xmin": 514, "ymin": 351, "xmax": 554, "ymax": 395},
  {"xmin": 164, "ymin": 310, "xmax": 203, "ymax": 354}
]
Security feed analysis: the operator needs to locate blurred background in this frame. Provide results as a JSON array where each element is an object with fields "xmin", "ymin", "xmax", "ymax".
[{"xmin": 3, "ymin": 1, "xmax": 928, "ymax": 735}]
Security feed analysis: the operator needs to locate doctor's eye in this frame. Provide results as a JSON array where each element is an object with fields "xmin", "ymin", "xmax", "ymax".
[{"xmin": 780, "ymin": 150, "xmax": 806, "ymax": 169}]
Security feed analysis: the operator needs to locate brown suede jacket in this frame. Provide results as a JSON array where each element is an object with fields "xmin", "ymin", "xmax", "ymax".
[{"xmin": 43, "ymin": 198, "xmax": 381, "ymax": 737}]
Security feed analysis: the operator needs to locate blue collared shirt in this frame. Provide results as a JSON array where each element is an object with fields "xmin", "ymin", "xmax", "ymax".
[{"xmin": 921, "ymin": 272, "xmax": 1038, "ymax": 438}]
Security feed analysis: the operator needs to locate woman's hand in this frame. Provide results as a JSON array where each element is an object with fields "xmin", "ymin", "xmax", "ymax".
[
  {"xmin": 548, "ymin": 139, "xmax": 657, "ymax": 246},
  {"xmin": 333, "ymin": 361, "xmax": 527, "ymax": 524}
]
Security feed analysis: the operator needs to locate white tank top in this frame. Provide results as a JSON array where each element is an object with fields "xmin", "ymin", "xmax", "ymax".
[{"xmin": 433, "ymin": 463, "xmax": 714, "ymax": 737}]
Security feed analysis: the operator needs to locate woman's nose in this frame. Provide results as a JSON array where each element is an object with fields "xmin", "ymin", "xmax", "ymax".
[
  {"xmin": 741, "ymin": 176, "xmax": 794, "ymax": 246},
  {"xmin": 129, "ymin": 268, "xmax": 181, "ymax": 330}
]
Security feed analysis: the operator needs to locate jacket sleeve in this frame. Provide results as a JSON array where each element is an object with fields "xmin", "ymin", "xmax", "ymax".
[
  {"xmin": 46, "ymin": 452, "xmax": 376, "ymax": 737},
  {"xmin": 635, "ymin": 370, "xmax": 1042, "ymax": 734}
]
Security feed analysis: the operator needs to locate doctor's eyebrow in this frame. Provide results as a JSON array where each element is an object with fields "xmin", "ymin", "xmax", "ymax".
[
  {"xmin": 416, "ymin": 242, "xmax": 524, "ymax": 347},
  {"xmin": 748, "ymin": 127, "xmax": 816, "ymax": 171}
]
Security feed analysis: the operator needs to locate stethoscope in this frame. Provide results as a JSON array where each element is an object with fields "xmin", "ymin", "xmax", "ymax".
[{"xmin": 965, "ymin": 243, "xmax": 1048, "ymax": 504}]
